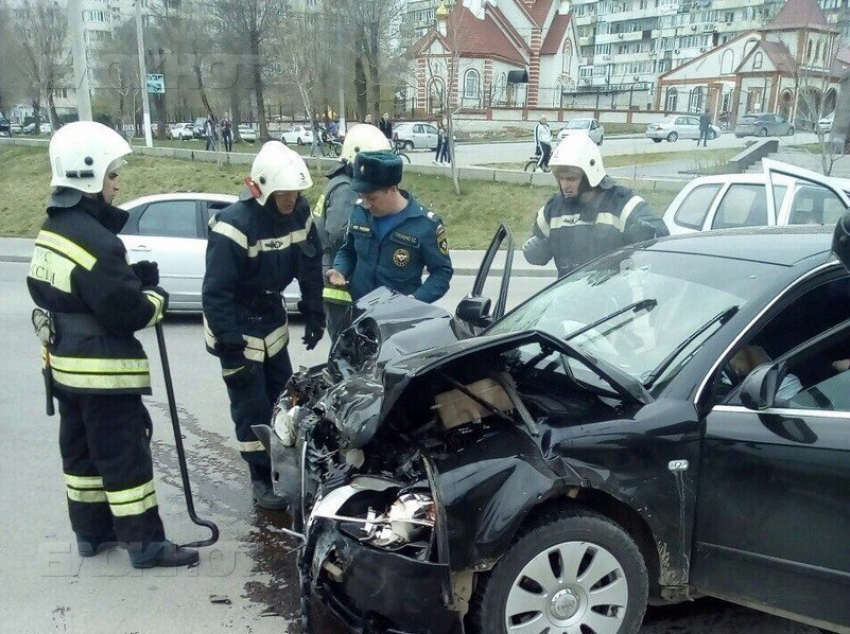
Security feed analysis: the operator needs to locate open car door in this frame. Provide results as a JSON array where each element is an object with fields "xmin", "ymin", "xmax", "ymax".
[
  {"xmin": 763, "ymin": 158, "xmax": 850, "ymax": 227},
  {"xmin": 454, "ymin": 224, "xmax": 514, "ymax": 338}
]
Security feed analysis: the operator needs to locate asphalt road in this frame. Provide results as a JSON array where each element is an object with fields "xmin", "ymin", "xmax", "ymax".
[{"xmin": 0, "ymin": 259, "xmax": 820, "ymax": 634}]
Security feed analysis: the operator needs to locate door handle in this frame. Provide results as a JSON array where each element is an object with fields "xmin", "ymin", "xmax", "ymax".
[{"xmin": 132, "ymin": 245, "xmax": 152, "ymax": 252}]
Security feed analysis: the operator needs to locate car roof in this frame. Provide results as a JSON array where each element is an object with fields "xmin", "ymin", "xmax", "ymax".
[
  {"xmin": 650, "ymin": 225, "xmax": 834, "ymax": 266},
  {"xmin": 669, "ymin": 171, "xmax": 850, "ymax": 192},
  {"xmin": 119, "ymin": 193, "xmax": 239, "ymax": 210}
]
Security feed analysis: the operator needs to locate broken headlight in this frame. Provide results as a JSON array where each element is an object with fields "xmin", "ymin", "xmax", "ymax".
[{"xmin": 361, "ymin": 491, "xmax": 436, "ymax": 549}]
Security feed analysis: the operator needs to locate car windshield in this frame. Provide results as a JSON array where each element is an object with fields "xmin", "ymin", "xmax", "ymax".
[
  {"xmin": 489, "ymin": 248, "xmax": 774, "ymax": 388},
  {"xmin": 566, "ymin": 120, "xmax": 591, "ymax": 129}
]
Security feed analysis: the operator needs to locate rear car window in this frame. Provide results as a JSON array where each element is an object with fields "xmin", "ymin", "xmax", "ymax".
[
  {"xmin": 712, "ymin": 184, "xmax": 768, "ymax": 229},
  {"xmin": 674, "ymin": 184, "xmax": 723, "ymax": 229}
]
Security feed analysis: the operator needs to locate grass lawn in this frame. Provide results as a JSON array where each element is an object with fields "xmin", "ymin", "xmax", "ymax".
[{"xmin": 0, "ymin": 144, "xmax": 677, "ymax": 249}]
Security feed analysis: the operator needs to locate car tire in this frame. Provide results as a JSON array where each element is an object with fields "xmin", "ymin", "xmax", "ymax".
[
  {"xmin": 759, "ymin": 128, "xmax": 768, "ymax": 137},
  {"xmin": 708, "ymin": 130, "xmax": 717, "ymax": 140},
  {"xmin": 404, "ymin": 140, "xmax": 414, "ymax": 150},
  {"xmin": 467, "ymin": 509, "xmax": 648, "ymax": 634},
  {"xmin": 297, "ymin": 137, "xmax": 303, "ymax": 145},
  {"xmin": 787, "ymin": 126, "xmax": 795, "ymax": 136},
  {"xmin": 667, "ymin": 132, "xmax": 678, "ymax": 142},
  {"xmin": 280, "ymin": 137, "xmax": 288, "ymax": 145},
  {"xmin": 598, "ymin": 136, "xmax": 604, "ymax": 146},
  {"xmin": 652, "ymin": 138, "xmax": 662, "ymax": 143}
]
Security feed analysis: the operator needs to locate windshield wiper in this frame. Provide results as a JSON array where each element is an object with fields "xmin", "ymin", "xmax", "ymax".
[
  {"xmin": 642, "ymin": 305, "xmax": 739, "ymax": 387},
  {"xmin": 565, "ymin": 298, "xmax": 658, "ymax": 342}
]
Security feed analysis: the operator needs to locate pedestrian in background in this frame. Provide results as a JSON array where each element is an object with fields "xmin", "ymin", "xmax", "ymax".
[
  {"xmin": 379, "ymin": 112, "xmax": 393, "ymax": 140},
  {"xmin": 433, "ymin": 121, "xmax": 446, "ymax": 164},
  {"xmin": 204, "ymin": 115, "xmax": 217, "ymax": 151},
  {"xmin": 27, "ymin": 121, "xmax": 197, "ymax": 569},
  {"xmin": 439, "ymin": 124, "xmax": 452, "ymax": 166},
  {"xmin": 698, "ymin": 109, "xmax": 712, "ymax": 147},
  {"xmin": 221, "ymin": 112, "xmax": 233, "ymax": 152},
  {"xmin": 310, "ymin": 116, "xmax": 322, "ymax": 158}
]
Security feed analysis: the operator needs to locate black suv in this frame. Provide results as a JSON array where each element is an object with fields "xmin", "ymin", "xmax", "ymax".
[{"xmin": 258, "ymin": 170, "xmax": 850, "ymax": 634}]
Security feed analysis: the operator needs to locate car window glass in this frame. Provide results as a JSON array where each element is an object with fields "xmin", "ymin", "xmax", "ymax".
[
  {"xmin": 788, "ymin": 184, "xmax": 847, "ymax": 226},
  {"xmin": 424, "ymin": 125, "xmax": 437, "ymax": 134},
  {"xmin": 780, "ymin": 325, "xmax": 850, "ymax": 410},
  {"xmin": 674, "ymin": 184, "xmax": 722, "ymax": 229},
  {"xmin": 712, "ymin": 184, "xmax": 769, "ymax": 229},
  {"xmin": 137, "ymin": 201, "xmax": 198, "ymax": 238},
  {"xmin": 413, "ymin": 125, "xmax": 424, "ymax": 133}
]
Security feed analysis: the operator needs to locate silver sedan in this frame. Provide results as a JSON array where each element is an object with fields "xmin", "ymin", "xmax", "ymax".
[
  {"xmin": 119, "ymin": 193, "xmax": 300, "ymax": 313},
  {"xmin": 557, "ymin": 117, "xmax": 605, "ymax": 145},
  {"xmin": 645, "ymin": 114, "xmax": 721, "ymax": 143}
]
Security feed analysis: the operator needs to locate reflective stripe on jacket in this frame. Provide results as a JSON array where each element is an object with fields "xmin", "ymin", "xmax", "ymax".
[{"xmin": 26, "ymin": 197, "xmax": 162, "ymax": 395}]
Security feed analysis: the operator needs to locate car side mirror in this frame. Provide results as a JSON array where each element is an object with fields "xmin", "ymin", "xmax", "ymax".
[
  {"xmin": 739, "ymin": 363, "xmax": 780, "ymax": 410},
  {"xmin": 456, "ymin": 296, "xmax": 492, "ymax": 328}
]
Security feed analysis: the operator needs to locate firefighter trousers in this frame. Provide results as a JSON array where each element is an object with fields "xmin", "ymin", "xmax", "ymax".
[
  {"xmin": 225, "ymin": 347, "xmax": 293, "ymax": 484},
  {"xmin": 57, "ymin": 390, "xmax": 166, "ymax": 551}
]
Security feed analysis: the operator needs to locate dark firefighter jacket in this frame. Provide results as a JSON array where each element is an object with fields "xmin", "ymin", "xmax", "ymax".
[
  {"xmin": 523, "ymin": 182, "xmax": 669, "ymax": 277},
  {"xmin": 202, "ymin": 195, "xmax": 323, "ymax": 360},
  {"xmin": 26, "ymin": 194, "xmax": 166, "ymax": 395},
  {"xmin": 313, "ymin": 164, "xmax": 358, "ymax": 273},
  {"xmin": 331, "ymin": 191, "xmax": 453, "ymax": 303}
]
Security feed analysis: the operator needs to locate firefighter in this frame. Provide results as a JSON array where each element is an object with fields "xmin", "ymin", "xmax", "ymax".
[
  {"xmin": 26, "ymin": 121, "xmax": 198, "ymax": 569},
  {"xmin": 202, "ymin": 141, "xmax": 324, "ymax": 511},
  {"xmin": 523, "ymin": 134, "xmax": 668, "ymax": 277},
  {"xmin": 326, "ymin": 150, "xmax": 453, "ymax": 303},
  {"xmin": 313, "ymin": 123, "xmax": 391, "ymax": 341}
]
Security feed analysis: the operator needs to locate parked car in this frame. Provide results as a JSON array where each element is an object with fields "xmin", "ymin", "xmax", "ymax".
[
  {"xmin": 22, "ymin": 122, "xmax": 52, "ymax": 135},
  {"xmin": 663, "ymin": 160, "xmax": 850, "ymax": 234},
  {"xmin": 280, "ymin": 124, "xmax": 313, "ymax": 145},
  {"xmin": 237, "ymin": 124, "xmax": 257, "ymax": 143},
  {"xmin": 0, "ymin": 116, "xmax": 10, "ymax": 137},
  {"xmin": 734, "ymin": 112, "xmax": 795, "ymax": 137},
  {"xmin": 193, "ymin": 117, "xmax": 209, "ymax": 139},
  {"xmin": 557, "ymin": 117, "xmax": 604, "ymax": 145},
  {"xmin": 818, "ymin": 111, "xmax": 835, "ymax": 134},
  {"xmin": 167, "ymin": 122, "xmax": 195, "ymax": 140},
  {"xmin": 118, "ymin": 193, "xmax": 300, "ymax": 312},
  {"xmin": 393, "ymin": 121, "xmax": 440, "ymax": 150},
  {"xmin": 258, "ymin": 167, "xmax": 850, "ymax": 633},
  {"xmin": 10, "ymin": 122, "xmax": 23, "ymax": 135},
  {"xmin": 645, "ymin": 114, "xmax": 720, "ymax": 142}
]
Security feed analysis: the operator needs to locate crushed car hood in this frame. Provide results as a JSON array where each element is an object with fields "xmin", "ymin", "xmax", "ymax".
[{"xmin": 322, "ymin": 294, "xmax": 652, "ymax": 448}]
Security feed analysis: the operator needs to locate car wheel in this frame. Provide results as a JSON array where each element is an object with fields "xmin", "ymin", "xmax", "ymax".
[
  {"xmin": 759, "ymin": 128, "xmax": 768, "ymax": 137},
  {"xmin": 404, "ymin": 140, "xmax": 414, "ymax": 150},
  {"xmin": 708, "ymin": 130, "xmax": 717, "ymax": 140},
  {"xmin": 667, "ymin": 131, "xmax": 678, "ymax": 142},
  {"xmin": 652, "ymin": 138, "xmax": 662, "ymax": 143},
  {"xmin": 787, "ymin": 126, "xmax": 795, "ymax": 136},
  {"xmin": 598, "ymin": 136, "xmax": 604, "ymax": 146},
  {"xmin": 280, "ymin": 137, "xmax": 288, "ymax": 145},
  {"xmin": 297, "ymin": 137, "xmax": 303, "ymax": 145},
  {"xmin": 467, "ymin": 510, "xmax": 648, "ymax": 634}
]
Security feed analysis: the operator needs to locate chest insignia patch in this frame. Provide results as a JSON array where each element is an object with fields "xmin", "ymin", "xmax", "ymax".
[{"xmin": 393, "ymin": 248, "xmax": 411, "ymax": 267}]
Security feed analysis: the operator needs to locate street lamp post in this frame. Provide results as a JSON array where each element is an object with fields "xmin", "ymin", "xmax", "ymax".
[{"xmin": 135, "ymin": 0, "xmax": 153, "ymax": 147}]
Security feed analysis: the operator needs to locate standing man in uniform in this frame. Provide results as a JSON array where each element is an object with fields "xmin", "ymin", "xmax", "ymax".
[
  {"xmin": 202, "ymin": 141, "xmax": 324, "ymax": 510},
  {"xmin": 27, "ymin": 121, "xmax": 198, "ymax": 569},
  {"xmin": 523, "ymin": 134, "xmax": 668, "ymax": 278},
  {"xmin": 313, "ymin": 124, "xmax": 391, "ymax": 341},
  {"xmin": 326, "ymin": 151, "xmax": 453, "ymax": 305}
]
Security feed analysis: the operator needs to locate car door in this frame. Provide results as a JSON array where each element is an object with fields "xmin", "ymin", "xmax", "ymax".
[
  {"xmin": 411, "ymin": 124, "xmax": 427, "ymax": 148},
  {"xmin": 694, "ymin": 276, "xmax": 850, "ymax": 629},
  {"xmin": 708, "ymin": 182, "xmax": 776, "ymax": 229},
  {"xmin": 422, "ymin": 124, "xmax": 439, "ymax": 149},
  {"xmin": 121, "ymin": 199, "xmax": 206, "ymax": 310},
  {"xmin": 766, "ymin": 159, "xmax": 850, "ymax": 226},
  {"xmin": 454, "ymin": 225, "xmax": 514, "ymax": 338}
]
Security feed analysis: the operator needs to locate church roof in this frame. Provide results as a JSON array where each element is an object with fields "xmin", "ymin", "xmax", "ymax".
[{"xmin": 764, "ymin": 0, "xmax": 836, "ymax": 32}]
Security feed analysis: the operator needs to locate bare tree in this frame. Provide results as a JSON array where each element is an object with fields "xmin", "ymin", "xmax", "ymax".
[
  {"xmin": 7, "ymin": 0, "xmax": 70, "ymax": 128},
  {"xmin": 0, "ymin": 0, "xmax": 26, "ymax": 116},
  {"xmin": 210, "ymin": 0, "xmax": 287, "ymax": 141}
]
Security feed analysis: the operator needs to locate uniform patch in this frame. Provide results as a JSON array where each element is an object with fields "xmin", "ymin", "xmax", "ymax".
[
  {"xmin": 391, "ymin": 231, "xmax": 419, "ymax": 246},
  {"xmin": 393, "ymin": 248, "xmax": 411, "ymax": 267},
  {"xmin": 350, "ymin": 224, "xmax": 372, "ymax": 234},
  {"xmin": 438, "ymin": 235, "xmax": 449, "ymax": 255}
]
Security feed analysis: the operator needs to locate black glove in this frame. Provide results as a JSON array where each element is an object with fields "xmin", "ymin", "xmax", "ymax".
[
  {"xmin": 219, "ymin": 342, "xmax": 259, "ymax": 389},
  {"xmin": 302, "ymin": 311, "xmax": 325, "ymax": 351},
  {"xmin": 131, "ymin": 261, "xmax": 160, "ymax": 286}
]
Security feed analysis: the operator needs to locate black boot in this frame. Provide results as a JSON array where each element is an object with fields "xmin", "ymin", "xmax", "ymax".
[
  {"xmin": 77, "ymin": 532, "xmax": 119, "ymax": 557},
  {"xmin": 252, "ymin": 479, "xmax": 289, "ymax": 511},
  {"xmin": 130, "ymin": 540, "xmax": 199, "ymax": 569}
]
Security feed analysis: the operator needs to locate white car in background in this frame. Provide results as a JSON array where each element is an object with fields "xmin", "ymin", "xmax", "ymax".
[
  {"xmin": 168, "ymin": 122, "xmax": 195, "ymax": 140},
  {"xmin": 393, "ymin": 121, "xmax": 440, "ymax": 150},
  {"xmin": 663, "ymin": 160, "xmax": 850, "ymax": 235},
  {"xmin": 557, "ymin": 118, "xmax": 604, "ymax": 145},
  {"xmin": 238, "ymin": 124, "xmax": 257, "ymax": 143},
  {"xmin": 817, "ymin": 111, "xmax": 835, "ymax": 134},
  {"xmin": 119, "ymin": 193, "xmax": 300, "ymax": 313},
  {"xmin": 645, "ymin": 114, "xmax": 720, "ymax": 143},
  {"xmin": 280, "ymin": 125, "xmax": 313, "ymax": 145}
]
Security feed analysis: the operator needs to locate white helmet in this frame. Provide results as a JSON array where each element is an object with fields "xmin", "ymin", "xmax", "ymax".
[
  {"xmin": 340, "ymin": 123, "xmax": 391, "ymax": 163},
  {"xmin": 250, "ymin": 141, "xmax": 313, "ymax": 205},
  {"xmin": 49, "ymin": 121, "xmax": 132, "ymax": 193},
  {"xmin": 550, "ymin": 134, "xmax": 606, "ymax": 188}
]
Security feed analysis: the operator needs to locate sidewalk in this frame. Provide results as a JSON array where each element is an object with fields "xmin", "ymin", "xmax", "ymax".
[{"xmin": 0, "ymin": 237, "xmax": 558, "ymax": 278}]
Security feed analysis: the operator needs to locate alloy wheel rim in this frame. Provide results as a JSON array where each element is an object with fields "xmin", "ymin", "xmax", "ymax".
[{"xmin": 504, "ymin": 540, "xmax": 628, "ymax": 634}]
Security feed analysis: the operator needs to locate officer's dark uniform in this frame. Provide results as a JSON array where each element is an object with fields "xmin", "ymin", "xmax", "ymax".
[
  {"xmin": 202, "ymin": 194, "xmax": 323, "ymax": 486},
  {"xmin": 27, "ymin": 192, "xmax": 169, "ymax": 555},
  {"xmin": 314, "ymin": 163, "xmax": 358, "ymax": 338},
  {"xmin": 331, "ymin": 152, "xmax": 453, "ymax": 304},
  {"xmin": 523, "ymin": 180, "xmax": 668, "ymax": 277}
]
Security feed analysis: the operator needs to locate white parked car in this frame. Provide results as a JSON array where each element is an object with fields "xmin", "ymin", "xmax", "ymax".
[
  {"xmin": 817, "ymin": 111, "xmax": 835, "ymax": 134},
  {"xmin": 119, "ymin": 193, "xmax": 300, "ymax": 313},
  {"xmin": 645, "ymin": 114, "xmax": 720, "ymax": 143},
  {"xmin": 663, "ymin": 160, "xmax": 850, "ymax": 235},
  {"xmin": 557, "ymin": 117, "xmax": 604, "ymax": 145},
  {"xmin": 280, "ymin": 125, "xmax": 313, "ymax": 145},
  {"xmin": 393, "ymin": 121, "xmax": 440, "ymax": 150},
  {"xmin": 238, "ymin": 124, "xmax": 257, "ymax": 143},
  {"xmin": 168, "ymin": 122, "xmax": 195, "ymax": 140}
]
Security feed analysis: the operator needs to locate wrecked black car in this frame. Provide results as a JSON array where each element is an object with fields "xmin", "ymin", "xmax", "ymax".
[{"xmin": 255, "ymin": 221, "xmax": 850, "ymax": 634}]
